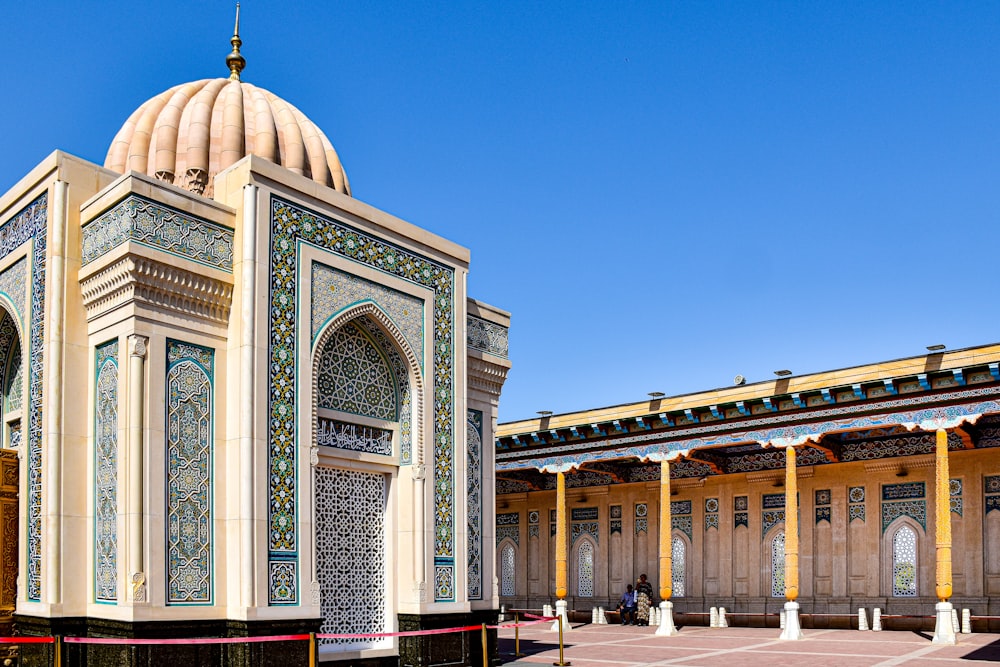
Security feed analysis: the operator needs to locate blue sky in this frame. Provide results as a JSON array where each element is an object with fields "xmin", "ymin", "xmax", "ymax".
[{"xmin": 2, "ymin": 2, "xmax": 999, "ymax": 423}]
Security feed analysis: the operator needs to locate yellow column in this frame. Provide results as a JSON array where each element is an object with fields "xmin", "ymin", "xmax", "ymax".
[
  {"xmin": 935, "ymin": 428, "xmax": 952, "ymax": 601},
  {"xmin": 555, "ymin": 471, "xmax": 567, "ymax": 599},
  {"xmin": 659, "ymin": 459, "xmax": 672, "ymax": 600},
  {"xmin": 784, "ymin": 446, "xmax": 799, "ymax": 602}
]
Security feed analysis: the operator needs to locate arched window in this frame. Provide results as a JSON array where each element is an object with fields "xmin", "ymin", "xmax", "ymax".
[
  {"xmin": 577, "ymin": 540, "xmax": 594, "ymax": 597},
  {"xmin": 500, "ymin": 543, "xmax": 516, "ymax": 597},
  {"xmin": 771, "ymin": 530, "xmax": 786, "ymax": 597},
  {"xmin": 892, "ymin": 525, "xmax": 918, "ymax": 597},
  {"xmin": 671, "ymin": 535, "xmax": 686, "ymax": 597}
]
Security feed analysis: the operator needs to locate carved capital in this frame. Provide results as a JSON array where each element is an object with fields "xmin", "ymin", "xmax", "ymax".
[
  {"xmin": 309, "ymin": 445, "xmax": 319, "ymax": 467},
  {"xmin": 412, "ymin": 464, "xmax": 426, "ymax": 481},
  {"xmin": 128, "ymin": 335, "xmax": 148, "ymax": 359},
  {"xmin": 310, "ymin": 580, "xmax": 321, "ymax": 606}
]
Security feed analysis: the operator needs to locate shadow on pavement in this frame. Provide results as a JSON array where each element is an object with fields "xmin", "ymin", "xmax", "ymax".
[{"xmin": 960, "ymin": 637, "xmax": 1000, "ymax": 662}]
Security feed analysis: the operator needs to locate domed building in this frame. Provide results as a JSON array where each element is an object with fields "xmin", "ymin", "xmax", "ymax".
[{"xmin": 0, "ymin": 13, "xmax": 510, "ymax": 667}]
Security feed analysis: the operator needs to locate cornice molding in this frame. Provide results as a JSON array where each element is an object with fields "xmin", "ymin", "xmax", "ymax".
[{"xmin": 80, "ymin": 255, "xmax": 233, "ymax": 324}]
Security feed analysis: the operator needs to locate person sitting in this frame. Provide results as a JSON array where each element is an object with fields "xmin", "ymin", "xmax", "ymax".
[{"xmin": 617, "ymin": 584, "xmax": 637, "ymax": 625}]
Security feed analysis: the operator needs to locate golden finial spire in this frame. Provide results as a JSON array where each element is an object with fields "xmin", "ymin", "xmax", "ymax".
[{"xmin": 226, "ymin": 3, "xmax": 246, "ymax": 81}]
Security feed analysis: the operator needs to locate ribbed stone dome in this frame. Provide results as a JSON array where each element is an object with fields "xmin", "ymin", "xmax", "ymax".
[{"xmin": 105, "ymin": 78, "xmax": 351, "ymax": 198}]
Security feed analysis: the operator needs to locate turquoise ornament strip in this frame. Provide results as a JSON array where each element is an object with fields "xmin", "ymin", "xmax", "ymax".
[
  {"xmin": 267, "ymin": 197, "xmax": 455, "ymax": 604},
  {"xmin": 82, "ymin": 195, "xmax": 234, "ymax": 271}
]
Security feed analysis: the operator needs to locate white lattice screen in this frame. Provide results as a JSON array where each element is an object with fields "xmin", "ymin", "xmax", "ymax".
[
  {"xmin": 315, "ymin": 466, "xmax": 388, "ymax": 650},
  {"xmin": 500, "ymin": 544, "xmax": 515, "ymax": 596}
]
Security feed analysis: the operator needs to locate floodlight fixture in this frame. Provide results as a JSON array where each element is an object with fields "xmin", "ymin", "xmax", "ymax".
[
  {"xmin": 927, "ymin": 344, "xmax": 946, "ymax": 352},
  {"xmin": 537, "ymin": 410, "xmax": 553, "ymax": 417},
  {"xmin": 648, "ymin": 391, "xmax": 665, "ymax": 399},
  {"xmin": 774, "ymin": 369, "xmax": 792, "ymax": 377}
]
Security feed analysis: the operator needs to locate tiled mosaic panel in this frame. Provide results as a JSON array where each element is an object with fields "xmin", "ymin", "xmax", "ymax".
[
  {"xmin": 734, "ymin": 496, "xmax": 749, "ymax": 512},
  {"xmin": 500, "ymin": 544, "xmax": 515, "ymax": 596},
  {"xmin": 610, "ymin": 504, "xmax": 622, "ymax": 534},
  {"xmin": 635, "ymin": 518, "xmax": 648, "ymax": 534},
  {"xmin": 705, "ymin": 514, "xmax": 720, "ymax": 530},
  {"xmin": 316, "ymin": 419, "xmax": 392, "ymax": 456},
  {"xmin": 950, "ymin": 478, "xmax": 963, "ymax": 516},
  {"xmin": 95, "ymin": 341, "xmax": 119, "ymax": 602},
  {"xmin": 165, "ymin": 341, "xmax": 213, "ymax": 604},
  {"xmin": 316, "ymin": 322, "xmax": 397, "ymax": 421},
  {"xmin": 467, "ymin": 316, "xmax": 509, "ymax": 358},
  {"xmin": 672, "ymin": 536, "xmax": 685, "ymax": 597},
  {"xmin": 572, "ymin": 522, "xmax": 598, "ymax": 543},
  {"xmin": 434, "ymin": 563, "xmax": 454, "ymax": 601},
  {"xmin": 82, "ymin": 195, "xmax": 234, "ymax": 271},
  {"xmin": 849, "ymin": 486, "xmax": 866, "ymax": 503},
  {"xmin": 310, "ymin": 263, "xmax": 423, "ymax": 362},
  {"xmin": 529, "ymin": 510, "xmax": 540, "ymax": 524},
  {"xmin": 815, "ymin": 489, "xmax": 831, "ymax": 506},
  {"xmin": 635, "ymin": 503, "xmax": 647, "ymax": 518},
  {"xmin": 0, "ymin": 314, "xmax": 19, "ymax": 417},
  {"xmin": 8, "ymin": 421, "xmax": 20, "ymax": 449},
  {"xmin": 892, "ymin": 525, "xmax": 917, "ymax": 596},
  {"xmin": 351, "ymin": 317, "xmax": 412, "ymax": 462},
  {"xmin": 577, "ymin": 540, "xmax": 594, "ymax": 597},
  {"xmin": 986, "ymin": 475, "xmax": 1000, "ymax": 494},
  {"xmin": 4, "ymin": 341, "xmax": 21, "ymax": 413},
  {"xmin": 672, "ymin": 516, "xmax": 692, "ymax": 539},
  {"xmin": 882, "ymin": 482, "xmax": 925, "ymax": 501},
  {"xmin": 268, "ymin": 198, "xmax": 455, "ymax": 603},
  {"xmin": 0, "ymin": 257, "xmax": 26, "ymax": 323},
  {"xmin": 762, "ymin": 493, "xmax": 785, "ymax": 509},
  {"xmin": 466, "ymin": 409, "xmax": 483, "ymax": 600},
  {"xmin": 315, "ymin": 467, "xmax": 387, "ymax": 648},
  {"xmin": 735, "ymin": 512, "xmax": 749, "ymax": 529},
  {"xmin": 705, "ymin": 498, "xmax": 719, "ymax": 513},
  {"xmin": 497, "ymin": 512, "xmax": 519, "ymax": 525},
  {"xmin": 882, "ymin": 500, "xmax": 926, "ymax": 533},
  {"xmin": 771, "ymin": 531, "xmax": 785, "ymax": 597},
  {"xmin": 849, "ymin": 504, "xmax": 866, "ymax": 522},
  {"xmin": 763, "ymin": 510, "xmax": 785, "ymax": 537},
  {"xmin": 986, "ymin": 475, "xmax": 1000, "ymax": 515},
  {"xmin": 671, "ymin": 500, "xmax": 692, "ymax": 515},
  {"xmin": 572, "ymin": 507, "xmax": 598, "ymax": 521},
  {"xmin": 1, "ymin": 194, "xmax": 48, "ymax": 601},
  {"xmin": 816, "ymin": 506, "xmax": 831, "ymax": 524},
  {"xmin": 496, "ymin": 526, "xmax": 519, "ymax": 546}
]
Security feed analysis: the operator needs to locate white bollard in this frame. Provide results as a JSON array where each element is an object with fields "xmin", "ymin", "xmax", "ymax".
[
  {"xmin": 598, "ymin": 606, "xmax": 607, "ymax": 624},
  {"xmin": 873, "ymin": 608, "xmax": 882, "ymax": 632},
  {"xmin": 710, "ymin": 607, "xmax": 719, "ymax": 628},
  {"xmin": 653, "ymin": 606, "xmax": 661, "ymax": 626},
  {"xmin": 858, "ymin": 608, "xmax": 868, "ymax": 631},
  {"xmin": 592, "ymin": 607, "xmax": 599, "ymax": 624},
  {"xmin": 952, "ymin": 608, "xmax": 960, "ymax": 634},
  {"xmin": 719, "ymin": 607, "xmax": 728, "ymax": 628},
  {"xmin": 933, "ymin": 601, "xmax": 957, "ymax": 644},
  {"xmin": 962, "ymin": 609, "xmax": 972, "ymax": 634},
  {"xmin": 543, "ymin": 604, "xmax": 553, "ymax": 619},
  {"xmin": 779, "ymin": 602, "xmax": 803, "ymax": 641},
  {"xmin": 779, "ymin": 610, "xmax": 786, "ymax": 629},
  {"xmin": 500, "ymin": 604, "xmax": 506, "ymax": 622},
  {"xmin": 655, "ymin": 601, "xmax": 680, "ymax": 636}
]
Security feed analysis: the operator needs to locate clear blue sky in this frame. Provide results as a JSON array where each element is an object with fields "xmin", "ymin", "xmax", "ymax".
[{"xmin": 2, "ymin": 2, "xmax": 999, "ymax": 423}]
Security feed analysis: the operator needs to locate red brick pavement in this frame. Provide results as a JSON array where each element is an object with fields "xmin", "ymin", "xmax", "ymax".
[{"xmin": 497, "ymin": 622, "xmax": 1000, "ymax": 666}]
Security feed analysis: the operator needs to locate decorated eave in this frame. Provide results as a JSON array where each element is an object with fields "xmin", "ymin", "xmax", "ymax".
[{"xmin": 495, "ymin": 345, "xmax": 1000, "ymax": 493}]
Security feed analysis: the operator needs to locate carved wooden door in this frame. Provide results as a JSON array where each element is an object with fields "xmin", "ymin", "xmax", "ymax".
[{"xmin": 0, "ymin": 449, "xmax": 17, "ymax": 636}]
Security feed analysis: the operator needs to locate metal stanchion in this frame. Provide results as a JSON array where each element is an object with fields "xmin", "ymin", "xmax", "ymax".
[
  {"xmin": 514, "ymin": 612, "xmax": 525, "ymax": 657},
  {"xmin": 309, "ymin": 631, "xmax": 317, "ymax": 667},
  {"xmin": 53, "ymin": 636, "xmax": 61, "ymax": 667},
  {"xmin": 552, "ymin": 614, "xmax": 570, "ymax": 666},
  {"xmin": 481, "ymin": 623, "xmax": 489, "ymax": 667}
]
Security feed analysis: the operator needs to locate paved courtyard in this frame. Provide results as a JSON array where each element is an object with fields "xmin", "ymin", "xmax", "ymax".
[{"xmin": 497, "ymin": 622, "xmax": 1000, "ymax": 666}]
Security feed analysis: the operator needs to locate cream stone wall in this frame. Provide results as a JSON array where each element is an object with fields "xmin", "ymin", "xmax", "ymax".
[{"xmin": 499, "ymin": 448, "xmax": 999, "ymax": 616}]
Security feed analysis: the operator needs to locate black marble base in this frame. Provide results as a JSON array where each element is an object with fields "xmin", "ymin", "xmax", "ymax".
[{"xmin": 11, "ymin": 610, "xmax": 500, "ymax": 667}]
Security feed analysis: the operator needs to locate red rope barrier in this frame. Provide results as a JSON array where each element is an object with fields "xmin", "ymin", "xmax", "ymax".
[
  {"xmin": 64, "ymin": 634, "xmax": 311, "ymax": 645},
  {"xmin": 0, "ymin": 637, "xmax": 55, "ymax": 644}
]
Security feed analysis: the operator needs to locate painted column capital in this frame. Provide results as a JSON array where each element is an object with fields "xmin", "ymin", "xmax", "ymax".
[{"xmin": 128, "ymin": 335, "xmax": 148, "ymax": 358}]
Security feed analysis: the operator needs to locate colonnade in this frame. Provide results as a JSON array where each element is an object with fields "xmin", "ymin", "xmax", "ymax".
[{"xmin": 544, "ymin": 427, "xmax": 958, "ymax": 644}]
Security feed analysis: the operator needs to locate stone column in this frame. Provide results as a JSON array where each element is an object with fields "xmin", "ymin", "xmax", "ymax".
[
  {"xmin": 239, "ymin": 183, "xmax": 257, "ymax": 608},
  {"xmin": 127, "ymin": 335, "xmax": 148, "ymax": 603},
  {"xmin": 552, "ymin": 470, "xmax": 570, "ymax": 631},
  {"xmin": 780, "ymin": 445, "xmax": 802, "ymax": 640},
  {"xmin": 933, "ymin": 428, "xmax": 956, "ymax": 644},
  {"xmin": 656, "ymin": 458, "xmax": 678, "ymax": 635}
]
